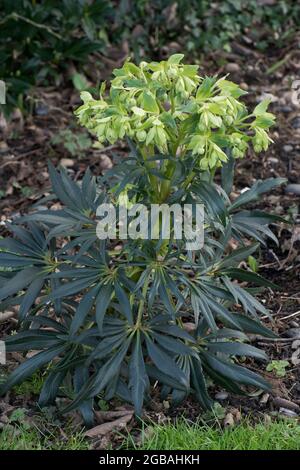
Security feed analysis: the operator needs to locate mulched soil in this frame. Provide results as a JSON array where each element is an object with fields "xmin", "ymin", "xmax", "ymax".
[{"xmin": 0, "ymin": 39, "xmax": 300, "ymax": 448}]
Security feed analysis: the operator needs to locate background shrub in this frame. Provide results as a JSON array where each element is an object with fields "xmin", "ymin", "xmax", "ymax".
[
  {"xmin": 1, "ymin": 0, "xmax": 300, "ymax": 115},
  {"xmin": 0, "ymin": 0, "xmax": 113, "ymax": 112}
]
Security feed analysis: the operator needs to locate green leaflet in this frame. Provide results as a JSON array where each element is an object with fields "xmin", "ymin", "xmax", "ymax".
[
  {"xmin": 0, "ymin": 267, "xmax": 40, "ymax": 301},
  {"xmin": 146, "ymin": 337, "xmax": 189, "ymax": 390},
  {"xmin": 201, "ymin": 351, "xmax": 271, "ymax": 391},
  {"xmin": 0, "ymin": 345, "xmax": 66, "ymax": 395},
  {"xmin": 207, "ymin": 341, "xmax": 268, "ymax": 361},
  {"xmin": 129, "ymin": 333, "xmax": 149, "ymax": 416}
]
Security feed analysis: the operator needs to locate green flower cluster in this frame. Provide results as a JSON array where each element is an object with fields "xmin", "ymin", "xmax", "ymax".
[{"xmin": 75, "ymin": 54, "xmax": 275, "ymax": 170}]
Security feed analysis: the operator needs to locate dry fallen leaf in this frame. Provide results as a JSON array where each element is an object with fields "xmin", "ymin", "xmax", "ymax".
[
  {"xmin": 94, "ymin": 409, "xmax": 133, "ymax": 424},
  {"xmin": 85, "ymin": 413, "xmax": 133, "ymax": 438},
  {"xmin": 223, "ymin": 412, "xmax": 234, "ymax": 427},
  {"xmin": 183, "ymin": 322, "xmax": 196, "ymax": 333},
  {"xmin": 231, "ymin": 408, "xmax": 241, "ymax": 423},
  {"xmin": 60, "ymin": 158, "xmax": 74, "ymax": 168},
  {"xmin": 0, "ymin": 311, "xmax": 15, "ymax": 323},
  {"xmin": 291, "ymin": 348, "xmax": 300, "ymax": 366}
]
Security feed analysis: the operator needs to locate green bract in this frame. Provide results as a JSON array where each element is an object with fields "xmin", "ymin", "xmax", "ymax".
[
  {"xmin": 76, "ymin": 54, "xmax": 275, "ymax": 171},
  {"xmin": 0, "ymin": 55, "xmax": 285, "ymax": 425}
]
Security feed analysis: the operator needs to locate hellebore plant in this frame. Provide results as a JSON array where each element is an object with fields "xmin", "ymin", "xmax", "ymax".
[{"xmin": 0, "ymin": 55, "xmax": 285, "ymax": 424}]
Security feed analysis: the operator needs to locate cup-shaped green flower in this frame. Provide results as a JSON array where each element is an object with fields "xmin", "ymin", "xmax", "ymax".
[{"xmin": 75, "ymin": 54, "xmax": 275, "ymax": 172}]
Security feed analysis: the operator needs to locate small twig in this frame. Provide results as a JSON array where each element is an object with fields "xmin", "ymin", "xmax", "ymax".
[
  {"xmin": 47, "ymin": 106, "xmax": 71, "ymax": 117},
  {"xmin": 256, "ymin": 337, "xmax": 296, "ymax": 343},
  {"xmin": 259, "ymin": 250, "xmax": 281, "ymax": 269},
  {"xmin": 259, "ymin": 261, "xmax": 278, "ymax": 269},
  {"xmin": 280, "ymin": 295, "xmax": 300, "ymax": 301},
  {"xmin": 273, "ymin": 397, "xmax": 300, "ymax": 412},
  {"xmin": 0, "ymin": 160, "xmax": 23, "ymax": 170},
  {"xmin": 93, "ymin": 144, "xmax": 120, "ymax": 154},
  {"xmin": 279, "ymin": 310, "xmax": 300, "ymax": 321},
  {"xmin": 0, "ymin": 12, "xmax": 63, "ymax": 40},
  {"xmin": 266, "ymin": 52, "xmax": 293, "ymax": 75}
]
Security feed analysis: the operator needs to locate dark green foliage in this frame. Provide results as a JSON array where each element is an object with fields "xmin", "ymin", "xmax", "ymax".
[
  {"xmin": 1, "ymin": 0, "xmax": 300, "ymax": 115},
  {"xmin": 0, "ymin": 0, "xmax": 112, "ymax": 113},
  {"xmin": 115, "ymin": 0, "xmax": 300, "ymax": 59},
  {"xmin": 0, "ymin": 152, "xmax": 285, "ymax": 423}
]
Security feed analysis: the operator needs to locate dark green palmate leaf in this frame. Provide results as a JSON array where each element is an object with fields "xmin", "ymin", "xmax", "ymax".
[
  {"xmin": 38, "ymin": 366, "xmax": 67, "ymax": 408},
  {"xmin": 220, "ymin": 268, "xmax": 278, "ymax": 289},
  {"xmin": 74, "ymin": 365, "xmax": 94, "ymax": 428},
  {"xmin": 221, "ymin": 150, "xmax": 235, "ymax": 195},
  {"xmin": 206, "ymin": 341, "xmax": 268, "ymax": 361},
  {"xmin": 145, "ymin": 336, "xmax": 189, "ymax": 390},
  {"xmin": 201, "ymin": 351, "xmax": 271, "ymax": 391},
  {"xmin": 229, "ymin": 178, "xmax": 286, "ymax": 211},
  {"xmin": 191, "ymin": 180, "xmax": 227, "ymax": 225},
  {"xmin": 190, "ymin": 357, "xmax": 213, "ymax": 409},
  {"xmin": 0, "ymin": 345, "xmax": 66, "ymax": 395},
  {"xmin": 129, "ymin": 333, "xmax": 149, "ymax": 416}
]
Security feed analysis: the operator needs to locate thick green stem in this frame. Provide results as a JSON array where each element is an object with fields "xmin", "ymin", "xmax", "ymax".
[
  {"xmin": 140, "ymin": 145, "xmax": 159, "ymax": 194},
  {"xmin": 136, "ymin": 274, "xmax": 150, "ymax": 327}
]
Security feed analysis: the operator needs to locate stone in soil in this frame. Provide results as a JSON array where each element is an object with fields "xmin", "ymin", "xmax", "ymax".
[
  {"xmin": 60, "ymin": 158, "xmax": 74, "ymax": 168},
  {"xmin": 292, "ymin": 340, "xmax": 300, "ymax": 349},
  {"xmin": 277, "ymin": 106, "xmax": 293, "ymax": 113},
  {"xmin": 285, "ymin": 184, "xmax": 300, "ymax": 196},
  {"xmin": 100, "ymin": 155, "xmax": 113, "ymax": 170},
  {"xmin": 273, "ymin": 397, "xmax": 300, "ymax": 412},
  {"xmin": 225, "ymin": 63, "xmax": 240, "ymax": 73},
  {"xmin": 34, "ymin": 103, "xmax": 49, "ymax": 116},
  {"xmin": 285, "ymin": 328, "xmax": 300, "ymax": 339},
  {"xmin": 291, "ymin": 348, "xmax": 300, "ymax": 366},
  {"xmin": 215, "ymin": 391, "xmax": 229, "ymax": 401},
  {"xmin": 291, "ymin": 116, "xmax": 300, "ymax": 129},
  {"xmin": 279, "ymin": 407, "xmax": 298, "ymax": 418}
]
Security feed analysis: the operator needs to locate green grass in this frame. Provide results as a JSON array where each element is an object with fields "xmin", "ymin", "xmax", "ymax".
[
  {"xmin": 0, "ymin": 408, "xmax": 90, "ymax": 450},
  {"xmin": 2, "ymin": 409, "xmax": 299, "ymax": 450},
  {"xmin": 0, "ymin": 424, "xmax": 90, "ymax": 450},
  {"xmin": 124, "ymin": 419, "xmax": 300, "ymax": 451},
  {"xmin": 12, "ymin": 371, "xmax": 44, "ymax": 396}
]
